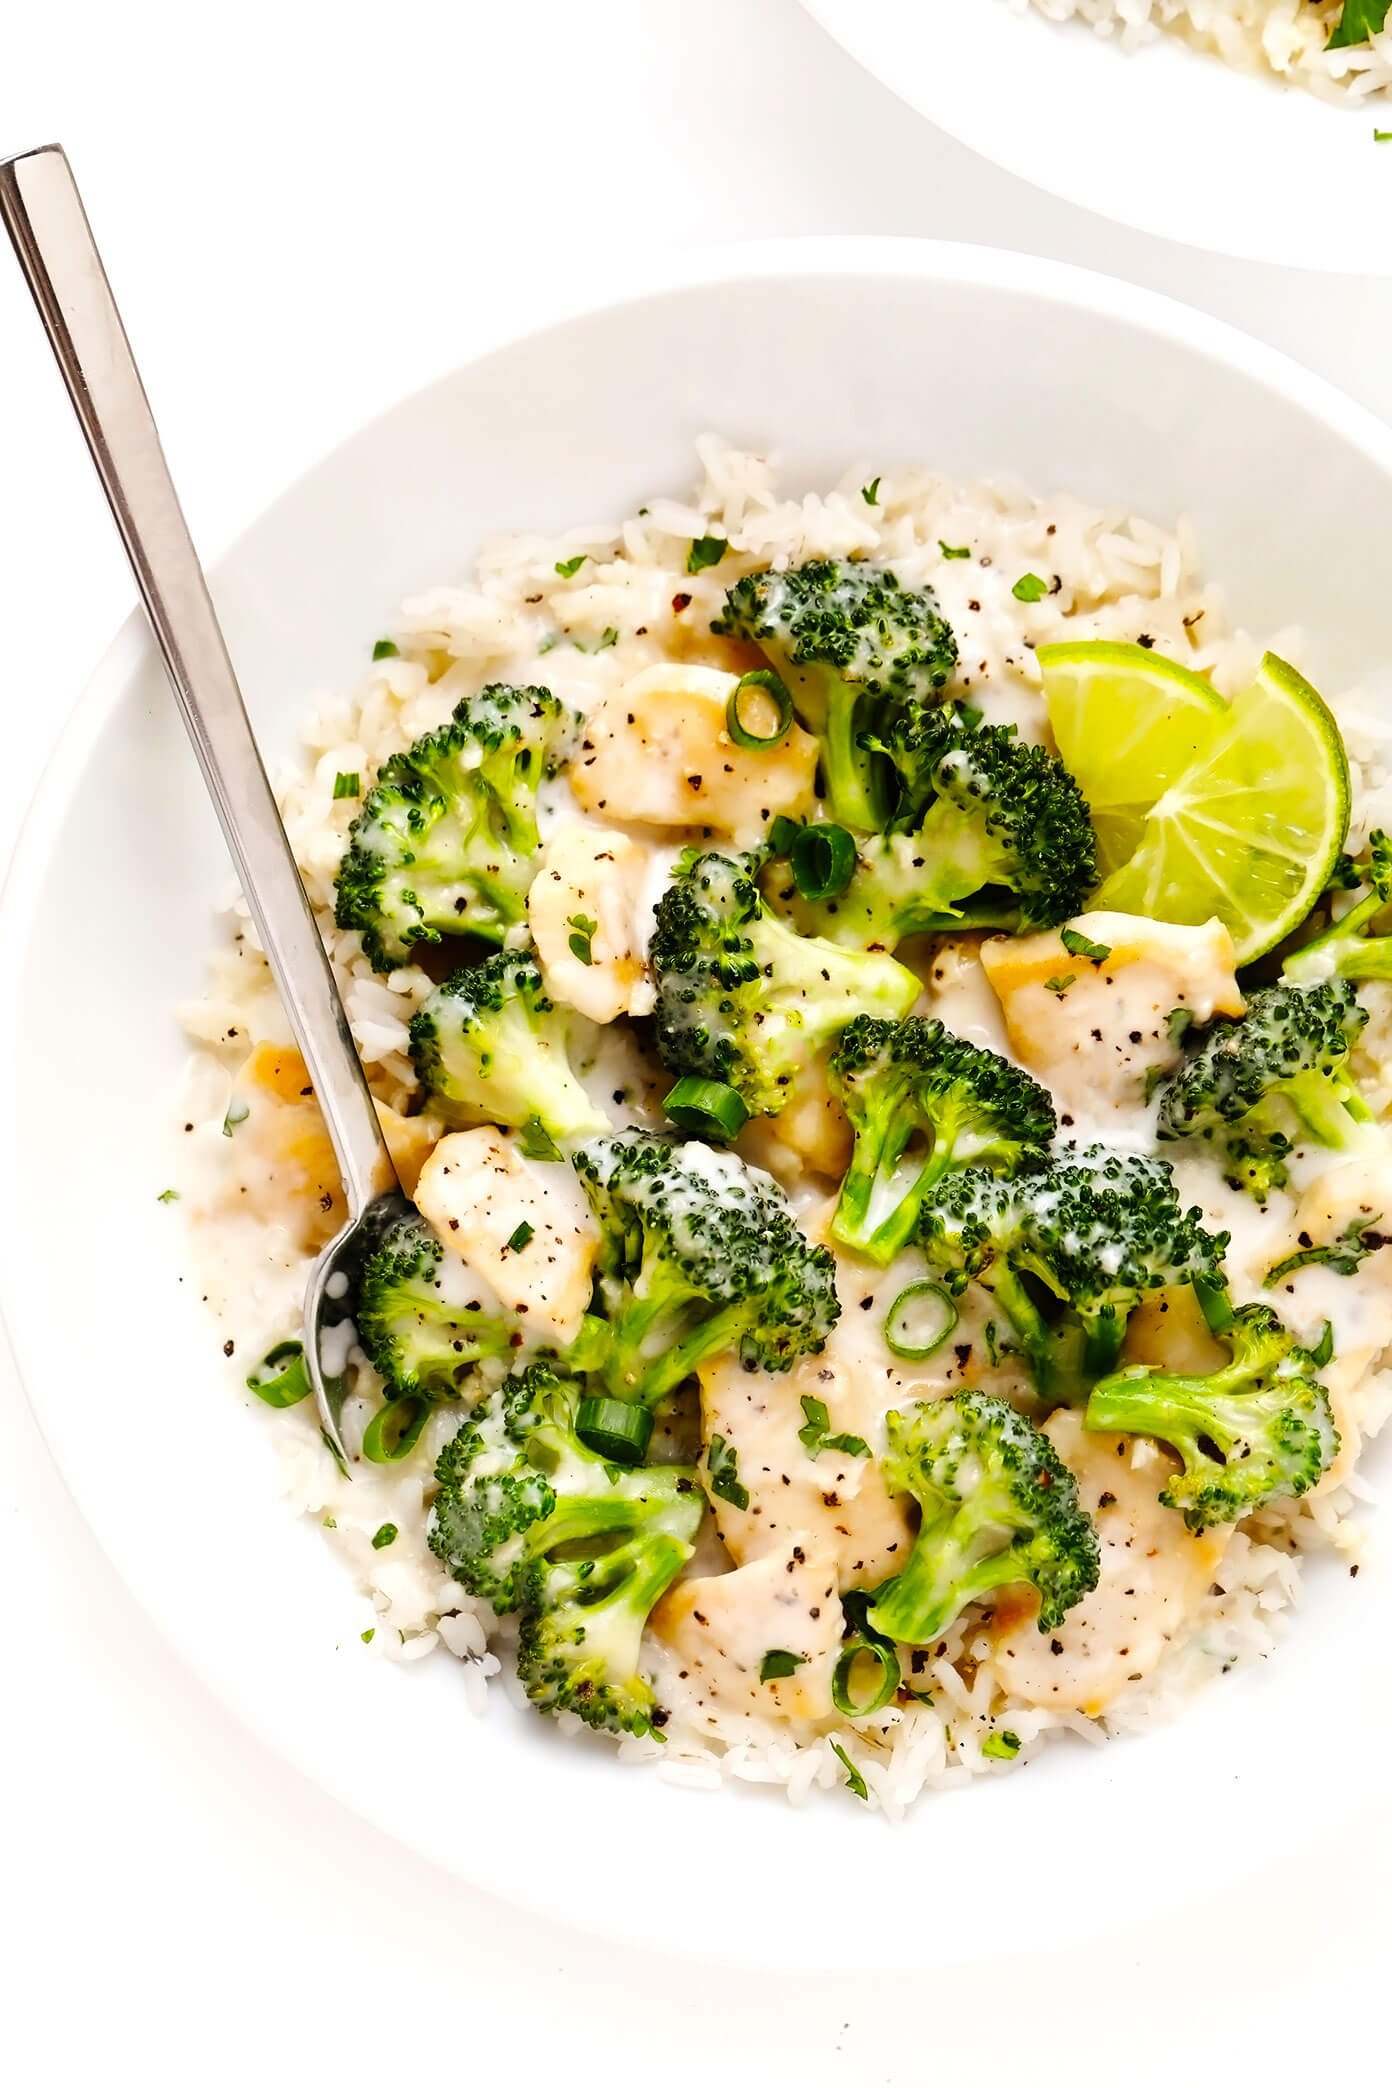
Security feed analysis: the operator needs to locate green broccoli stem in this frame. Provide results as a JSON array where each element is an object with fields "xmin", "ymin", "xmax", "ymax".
[
  {"xmin": 1080, "ymin": 1309, "xmax": 1127, "ymax": 1385},
  {"xmin": 893, "ymin": 797, "xmax": 1010, "ymax": 934},
  {"xmin": 867, "ymin": 1506, "xmax": 1032, "ymax": 1644},
  {"xmin": 1086, "ymin": 1375, "xmax": 1244, "ymax": 1465},
  {"xmin": 1284, "ymin": 1067, "xmax": 1373, "ymax": 1139},
  {"xmin": 821, "ymin": 681, "xmax": 889, "ymax": 832},
  {"xmin": 978, "ymin": 1261, "xmax": 1057, "ymax": 1397},
  {"xmin": 522, "ymin": 1492, "xmax": 657, "ymax": 1558},
  {"xmin": 1285, "ymin": 890, "xmax": 1392, "ymax": 984},
  {"xmin": 567, "ymin": 1531, "xmax": 691, "ymax": 1678},
  {"xmin": 605, "ymin": 1290, "xmax": 757, "ymax": 1406},
  {"xmin": 832, "ymin": 1135, "xmax": 953, "ymax": 1266}
]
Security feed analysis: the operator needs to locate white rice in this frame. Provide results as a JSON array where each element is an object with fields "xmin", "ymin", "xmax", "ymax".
[
  {"xmin": 177, "ymin": 438, "xmax": 1392, "ymax": 1814},
  {"xmin": 1016, "ymin": 0, "xmax": 1392, "ymax": 98}
]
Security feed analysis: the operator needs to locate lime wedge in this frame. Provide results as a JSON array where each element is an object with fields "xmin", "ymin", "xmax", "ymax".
[
  {"xmin": 1093, "ymin": 653, "xmax": 1349, "ymax": 964},
  {"xmin": 1040, "ymin": 639, "xmax": 1228, "ymax": 875}
]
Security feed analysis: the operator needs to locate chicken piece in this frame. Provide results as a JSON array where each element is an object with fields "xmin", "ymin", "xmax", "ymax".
[
  {"xmin": 698, "ymin": 1240, "xmax": 943, "ymax": 1589},
  {"xmin": 1256, "ymin": 1148, "xmax": 1392, "ymax": 1492},
  {"xmin": 219, "ymin": 1043, "xmax": 439, "ymax": 1249},
  {"xmin": 527, "ymin": 824, "xmax": 655, "ymax": 1025},
  {"xmin": 737, "ymin": 1063, "xmax": 852, "ymax": 1187},
  {"xmin": 922, "ymin": 936, "xmax": 1013, "ymax": 1055},
  {"xmin": 652, "ymin": 1539, "xmax": 843, "ymax": 1722},
  {"xmin": 985, "ymin": 1408, "xmax": 1228, "ymax": 1716},
  {"xmin": 980, "ymin": 911, "xmax": 1244, "ymax": 1121},
  {"xmin": 1120, "ymin": 1284, "xmax": 1229, "ymax": 1375},
  {"xmin": 413, "ymin": 1126, "xmax": 598, "ymax": 1347},
  {"xmin": 570, "ymin": 662, "xmax": 818, "ymax": 841}
]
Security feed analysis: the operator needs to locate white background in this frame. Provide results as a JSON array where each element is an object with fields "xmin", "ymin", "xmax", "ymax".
[{"xmin": 2, "ymin": 3, "xmax": 1389, "ymax": 2079}]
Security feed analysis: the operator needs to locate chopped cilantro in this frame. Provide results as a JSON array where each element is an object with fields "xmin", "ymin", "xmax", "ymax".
[
  {"xmin": 797, "ymin": 1393, "xmax": 869, "ymax": 1460},
  {"xmin": 1043, "ymin": 974, "xmax": 1075, "ymax": 997},
  {"xmin": 361, "ymin": 1627, "xmax": 376, "ymax": 1643},
  {"xmin": 371, "ymin": 1523, "xmax": 398, "ymax": 1551},
  {"xmin": 566, "ymin": 912, "xmax": 598, "ymax": 965},
  {"xmin": 555, "ymin": 554, "xmax": 588, "ymax": 577},
  {"xmin": 686, "ymin": 535, "xmax": 728, "ymax": 575},
  {"xmin": 982, "ymin": 1729, "xmax": 1021, "ymax": 1761},
  {"xmin": 1061, "ymin": 927, "xmax": 1111, "ymax": 963},
  {"xmin": 707, "ymin": 1433, "xmax": 749, "ymax": 1511},
  {"xmin": 517, "ymin": 1118, "xmax": 563, "ymax": 1163},
  {"xmin": 1329, "ymin": 0, "xmax": 1390, "ymax": 50},
  {"xmin": 938, "ymin": 540, "xmax": 971, "ymax": 560},
  {"xmin": 1266, "ymin": 1213, "xmax": 1386, "ymax": 1284},
  {"xmin": 861, "ymin": 477, "xmax": 881, "ymax": 506},
  {"xmin": 371, "ymin": 639, "xmax": 398, "ymax": 661},
  {"xmin": 595, "ymin": 626, "xmax": 619, "ymax": 651},
  {"xmin": 1012, "ymin": 572, "xmax": 1048, "ymax": 603},
  {"xmin": 831, "ymin": 1740, "xmax": 868, "ymax": 1800},
  {"xmin": 156, "ymin": 1187, "xmax": 180, "ymax": 1204},
  {"xmin": 759, "ymin": 1649, "xmax": 807, "ymax": 1683}
]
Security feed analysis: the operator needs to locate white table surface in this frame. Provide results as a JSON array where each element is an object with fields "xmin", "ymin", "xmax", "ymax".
[{"xmin": 3, "ymin": 3, "xmax": 1389, "ymax": 2078}]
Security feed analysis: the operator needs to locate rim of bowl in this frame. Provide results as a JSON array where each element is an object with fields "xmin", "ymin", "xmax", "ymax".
[
  {"xmin": 800, "ymin": 0, "xmax": 1392, "ymax": 275},
  {"xmin": 5, "ymin": 232, "xmax": 1392, "ymax": 1960}
]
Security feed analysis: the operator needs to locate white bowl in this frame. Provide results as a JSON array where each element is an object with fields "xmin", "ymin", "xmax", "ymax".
[
  {"xmin": 5, "ymin": 238, "xmax": 1392, "ymax": 1967},
  {"xmin": 804, "ymin": 0, "xmax": 1391, "ymax": 272}
]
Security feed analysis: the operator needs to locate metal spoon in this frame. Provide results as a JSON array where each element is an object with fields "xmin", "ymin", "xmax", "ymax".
[{"xmin": 0, "ymin": 143, "xmax": 401, "ymax": 1467}]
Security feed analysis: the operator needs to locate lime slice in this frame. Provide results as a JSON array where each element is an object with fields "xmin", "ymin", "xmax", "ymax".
[
  {"xmin": 1040, "ymin": 639, "xmax": 1227, "ymax": 875},
  {"xmin": 1094, "ymin": 653, "xmax": 1349, "ymax": 964}
]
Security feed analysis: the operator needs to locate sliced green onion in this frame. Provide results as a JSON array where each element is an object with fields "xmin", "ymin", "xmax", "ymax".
[
  {"xmin": 246, "ymin": 1341, "xmax": 312, "ymax": 1409},
  {"xmin": 332, "ymin": 771, "xmax": 361, "ymax": 801},
  {"xmin": 767, "ymin": 813, "xmax": 802, "ymax": 856},
  {"xmin": 832, "ymin": 1638, "xmax": 900, "ymax": 1718},
  {"xmin": 884, "ymin": 1282, "xmax": 958, "ymax": 1360},
  {"xmin": 362, "ymin": 1394, "xmax": 430, "ymax": 1463},
  {"xmin": 663, "ymin": 1076, "xmax": 750, "ymax": 1140},
  {"xmin": 790, "ymin": 823, "xmax": 856, "ymax": 901},
  {"xmin": 726, "ymin": 669, "xmax": 793, "ymax": 750},
  {"xmin": 577, "ymin": 1395, "xmax": 652, "ymax": 1464}
]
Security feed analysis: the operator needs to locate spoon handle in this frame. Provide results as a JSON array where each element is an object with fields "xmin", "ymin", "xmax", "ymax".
[{"xmin": 0, "ymin": 144, "xmax": 397, "ymax": 1216}]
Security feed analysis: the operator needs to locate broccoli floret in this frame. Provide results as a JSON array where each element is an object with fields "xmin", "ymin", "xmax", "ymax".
[
  {"xmin": 430, "ymin": 1360, "xmax": 702, "ymax": 1734},
  {"xmin": 918, "ymin": 1149, "xmax": 1229, "ymax": 1402},
  {"xmin": 865, "ymin": 1391, "xmax": 1100, "ymax": 1644},
  {"xmin": 1156, "ymin": 981, "xmax": 1370, "ymax": 1203},
  {"xmin": 713, "ymin": 560, "xmax": 958, "ymax": 831},
  {"xmin": 828, "ymin": 1015, "xmax": 1055, "ymax": 1264},
  {"xmin": 335, "ymin": 682, "xmax": 577, "ymax": 971},
  {"xmin": 356, "ymin": 1205, "xmax": 518, "ymax": 1398},
  {"xmin": 649, "ymin": 849, "xmax": 918, "ymax": 1117},
  {"xmin": 572, "ymin": 1132, "xmax": 839, "ymax": 1406},
  {"xmin": 802, "ymin": 718, "xmax": 1097, "ymax": 950},
  {"xmin": 409, "ymin": 949, "xmax": 608, "ymax": 1145},
  {"xmin": 1086, "ymin": 1302, "xmax": 1339, "ymax": 1532},
  {"xmin": 1284, "ymin": 830, "xmax": 1392, "ymax": 986}
]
